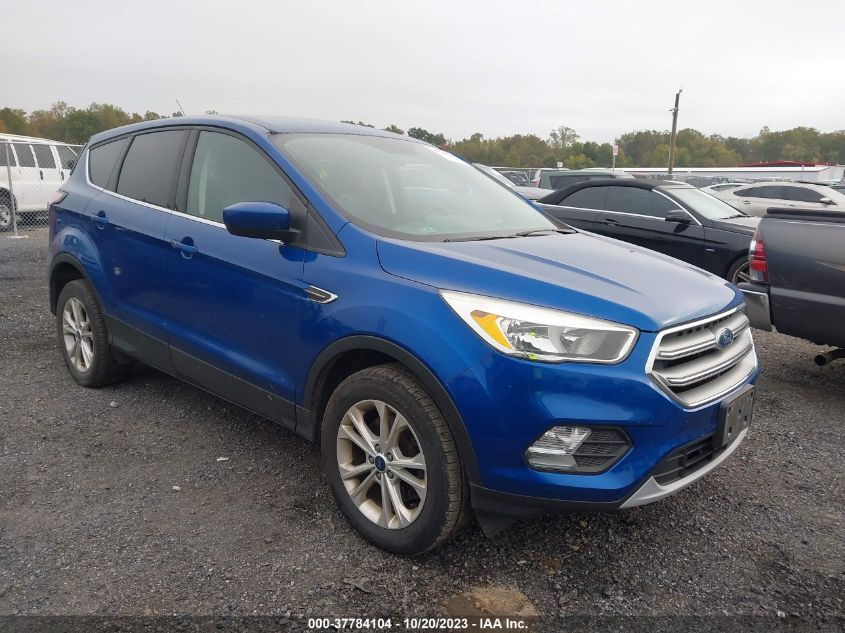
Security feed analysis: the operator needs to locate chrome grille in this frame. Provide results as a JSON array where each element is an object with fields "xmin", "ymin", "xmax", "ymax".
[{"xmin": 648, "ymin": 308, "xmax": 757, "ymax": 408}]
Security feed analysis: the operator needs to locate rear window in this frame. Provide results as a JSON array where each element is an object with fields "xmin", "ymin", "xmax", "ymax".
[
  {"xmin": 55, "ymin": 144, "xmax": 78, "ymax": 170},
  {"xmin": 784, "ymin": 187, "xmax": 824, "ymax": 203},
  {"xmin": 116, "ymin": 131, "xmax": 187, "ymax": 208},
  {"xmin": 560, "ymin": 186, "xmax": 609, "ymax": 210},
  {"xmin": 12, "ymin": 143, "xmax": 36, "ymax": 168},
  {"xmin": 88, "ymin": 138, "xmax": 129, "ymax": 189},
  {"xmin": 32, "ymin": 144, "xmax": 57, "ymax": 169}
]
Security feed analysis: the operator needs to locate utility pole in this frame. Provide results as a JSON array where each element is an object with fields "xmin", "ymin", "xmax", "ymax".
[{"xmin": 667, "ymin": 88, "xmax": 682, "ymax": 176}]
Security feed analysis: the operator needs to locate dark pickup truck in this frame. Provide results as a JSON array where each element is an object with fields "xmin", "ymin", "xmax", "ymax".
[{"xmin": 739, "ymin": 208, "xmax": 845, "ymax": 365}]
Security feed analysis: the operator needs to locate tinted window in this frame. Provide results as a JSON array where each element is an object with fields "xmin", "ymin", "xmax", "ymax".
[
  {"xmin": 88, "ymin": 138, "xmax": 129, "ymax": 189},
  {"xmin": 117, "ymin": 131, "xmax": 187, "ymax": 208},
  {"xmin": 0, "ymin": 142, "xmax": 15, "ymax": 167},
  {"xmin": 605, "ymin": 187, "xmax": 679, "ymax": 218},
  {"xmin": 187, "ymin": 131, "xmax": 294, "ymax": 223},
  {"xmin": 784, "ymin": 186, "xmax": 824, "ymax": 203},
  {"xmin": 12, "ymin": 144, "xmax": 35, "ymax": 168},
  {"xmin": 560, "ymin": 186, "xmax": 609, "ymax": 210},
  {"xmin": 32, "ymin": 144, "xmax": 57, "ymax": 169},
  {"xmin": 55, "ymin": 145, "xmax": 78, "ymax": 170},
  {"xmin": 734, "ymin": 186, "xmax": 785, "ymax": 199}
]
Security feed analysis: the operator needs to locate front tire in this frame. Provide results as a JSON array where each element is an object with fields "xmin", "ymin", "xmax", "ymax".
[
  {"xmin": 56, "ymin": 279, "xmax": 134, "ymax": 387},
  {"xmin": 321, "ymin": 364, "xmax": 470, "ymax": 555}
]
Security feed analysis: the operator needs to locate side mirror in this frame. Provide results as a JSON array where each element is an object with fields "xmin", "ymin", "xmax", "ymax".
[
  {"xmin": 819, "ymin": 197, "xmax": 835, "ymax": 205},
  {"xmin": 222, "ymin": 202, "xmax": 297, "ymax": 241},
  {"xmin": 665, "ymin": 209, "xmax": 692, "ymax": 224}
]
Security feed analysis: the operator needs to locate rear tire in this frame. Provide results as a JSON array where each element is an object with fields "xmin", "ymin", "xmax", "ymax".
[
  {"xmin": 321, "ymin": 363, "xmax": 470, "ymax": 555},
  {"xmin": 0, "ymin": 191, "xmax": 12, "ymax": 232},
  {"xmin": 727, "ymin": 257, "xmax": 751, "ymax": 285},
  {"xmin": 56, "ymin": 279, "xmax": 134, "ymax": 387}
]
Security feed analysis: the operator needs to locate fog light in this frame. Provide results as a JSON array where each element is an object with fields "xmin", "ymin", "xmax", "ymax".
[{"xmin": 526, "ymin": 426, "xmax": 591, "ymax": 470}]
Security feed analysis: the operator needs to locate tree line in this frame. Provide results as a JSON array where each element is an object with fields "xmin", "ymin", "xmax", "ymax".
[{"xmin": 2, "ymin": 102, "xmax": 843, "ymax": 168}]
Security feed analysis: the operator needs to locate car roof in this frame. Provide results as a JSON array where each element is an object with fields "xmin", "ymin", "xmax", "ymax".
[
  {"xmin": 88, "ymin": 114, "xmax": 417, "ymax": 145},
  {"xmin": 538, "ymin": 177, "xmax": 694, "ymax": 204},
  {"xmin": 0, "ymin": 132, "xmax": 67, "ymax": 144}
]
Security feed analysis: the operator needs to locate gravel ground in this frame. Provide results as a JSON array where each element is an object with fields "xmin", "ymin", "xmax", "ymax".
[{"xmin": 1, "ymin": 229, "xmax": 843, "ymax": 630}]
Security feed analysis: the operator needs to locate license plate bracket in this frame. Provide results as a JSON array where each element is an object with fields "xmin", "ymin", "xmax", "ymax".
[{"xmin": 714, "ymin": 385, "xmax": 754, "ymax": 449}]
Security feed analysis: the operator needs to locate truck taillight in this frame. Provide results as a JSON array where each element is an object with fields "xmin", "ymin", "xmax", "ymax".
[{"xmin": 749, "ymin": 228, "xmax": 768, "ymax": 283}]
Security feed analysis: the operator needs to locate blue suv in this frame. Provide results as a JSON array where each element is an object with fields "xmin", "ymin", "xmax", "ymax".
[{"xmin": 48, "ymin": 116, "xmax": 758, "ymax": 554}]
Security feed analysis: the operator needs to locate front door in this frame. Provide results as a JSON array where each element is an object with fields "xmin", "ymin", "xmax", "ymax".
[
  {"xmin": 593, "ymin": 187, "xmax": 705, "ymax": 267},
  {"xmin": 163, "ymin": 130, "xmax": 308, "ymax": 427}
]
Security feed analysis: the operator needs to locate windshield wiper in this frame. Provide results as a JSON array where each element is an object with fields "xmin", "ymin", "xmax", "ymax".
[
  {"xmin": 512, "ymin": 228, "xmax": 575, "ymax": 237},
  {"xmin": 443, "ymin": 228, "xmax": 574, "ymax": 242}
]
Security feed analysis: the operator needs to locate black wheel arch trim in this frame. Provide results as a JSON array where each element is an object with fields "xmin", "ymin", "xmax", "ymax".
[
  {"xmin": 301, "ymin": 335, "xmax": 481, "ymax": 485},
  {"xmin": 48, "ymin": 253, "xmax": 102, "ymax": 315}
]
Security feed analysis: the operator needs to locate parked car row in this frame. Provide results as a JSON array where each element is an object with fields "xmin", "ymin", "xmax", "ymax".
[
  {"xmin": 537, "ymin": 179, "xmax": 757, "ymax": 284},
  {"xmin": 1, "ymin": 133, "xmax": 79, "ymax": 231},
  {"xmin": 48, "ymin": 116, "xmax": 758, "ymax": 554}
]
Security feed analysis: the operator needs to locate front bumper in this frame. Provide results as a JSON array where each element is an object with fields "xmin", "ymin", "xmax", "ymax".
[
  {"xmin": 738, "ymin": 283, "xmax": 772, "ymax": 331},
  {"xmin": 448, "ymin": 326, "xmax": 758, "ymax": 519}
]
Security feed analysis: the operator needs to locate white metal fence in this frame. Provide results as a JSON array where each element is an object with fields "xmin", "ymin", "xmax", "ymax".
[{"xmin": 1, "ymin": 139, "xmax": 84, "ymax": 235}]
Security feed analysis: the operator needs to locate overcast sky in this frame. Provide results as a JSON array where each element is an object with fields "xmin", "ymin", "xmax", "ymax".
[{"xmin": 5, "ymin": 0, "xmax": 844, "ymax": 142}]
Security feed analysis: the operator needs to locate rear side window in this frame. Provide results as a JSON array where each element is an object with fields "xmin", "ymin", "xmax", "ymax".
[
  {"xmin": 12, "ymin": 143, "xmax": 35, "ymax": 168},
  {"xmin": 0, "ymin": 142, "xmax": 16, "ymax": 167},
  {"xmin": 88, "ymin": 137, "xmax": 129, "ymax": 189},
  {"xmin": 55, "ymin": 145, "xmax": 78, "ymax": 170},
  {"xmin": 560, "ymin": 186, "xmax": 609, "ymax": 210},
  {"xmin": 606, "ymin": 187, "xmax": 679, "ymax": 218},
  {"xmin": 117, "ymin": 131, "xmax": 188, "ymax": 208},
  {"xmin": 32, "ymin": 144, "xmax": 57, "ymax": 169},
  {"xmin": 186, "ymin": 131, "xmax": 294, "ymax": 223},
  {"xmin": 784, "ymin": 187, "xmax": 824, "ymax": 203},
  {"xmin": 734, "ymin": 186, "xmax": 785, "ymax": 199}
]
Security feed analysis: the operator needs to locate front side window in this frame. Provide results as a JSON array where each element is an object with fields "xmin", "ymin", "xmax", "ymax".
[
  {"xmin": 605, "ymin": 187, "xmax": 679, "ymax": 218},
  {"xmin": 187, "ymin": 131, "xmax": 295, "ymax": 223},
  {"xmin": 117, "ymin": 130, "xmax": 188, "ymax": 208},
  {"xmin": 32, "ymin": 144, "xmax": 57, "ymax": 169},
  {"xmin": 12, "ymin": 144, "xmax": 35, "ymax": 168},
  {"xmin": 88, "ymin": 138, "xmax": 129, "ymax": 189},
  {"xmin": 784, "ymin": 187, "xmax": 824, "ymax": 203},
  {"xmin": 666, "ymin": 187, "xmax": 741, "ymax": 219},
  {"xmin": 275, "ymin": 134, "xmax": 554, "ymax": 240}
]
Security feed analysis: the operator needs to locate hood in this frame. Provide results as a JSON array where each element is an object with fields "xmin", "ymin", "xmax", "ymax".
[
  {"xmin": 377, "ymin": 231, "xmax": 740, "ymax": 332},
  {"xmin": 708, "ymin": 214, "xmax": 759, "ymax": 234}
]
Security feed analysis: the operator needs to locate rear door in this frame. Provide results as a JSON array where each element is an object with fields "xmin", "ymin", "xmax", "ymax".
[
  {"xmin": 594, "ymin": 187, "xmax": 705, "ymax": 266},
  {"xmin": 86, "ymin": 130, "xmax": 188, "ymax": 368},
  {"xmin": 730, "ymin": 185, "xmax": 787, "ymax": 215},
  {"xmin": 162, "ymin": 129, "xmax": 308, "ymax": 426},
  {"xmin": 31, "ymin": 143, "xmax": 63, "ymax": 210},
  {"xmin": 542, "ymin": 185, "xmax": 608, "ymax": 230}
]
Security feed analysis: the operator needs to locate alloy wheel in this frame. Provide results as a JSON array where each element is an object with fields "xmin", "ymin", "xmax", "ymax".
[
  {"xmin": 732, "ymin": 262, "xmax": 752, "ymax": 285},
  {"xmin": 62, "ymin": 297, "xmax": 94, "ymax": 372},
  {"xmin": 335, "ymin": 399, "xmax": 427, "ymax": 529},
  {"xmin": 0, "ymin": 204, "xmax": 11, "ymax": 229}
]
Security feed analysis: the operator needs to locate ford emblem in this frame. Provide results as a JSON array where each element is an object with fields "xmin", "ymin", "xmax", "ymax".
[{"xmin": 716, "ymin": 328, "xmax": 734, "ymax": 348}]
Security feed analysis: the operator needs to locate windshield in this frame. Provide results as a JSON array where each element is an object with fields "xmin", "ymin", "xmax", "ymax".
[
  {"xmin": 275, "ymin": 134, "xmax": 554, "ymax": 240},
  {"xmin": 667, "ymin": 187, "xmax": 746, "ymax": 220}
]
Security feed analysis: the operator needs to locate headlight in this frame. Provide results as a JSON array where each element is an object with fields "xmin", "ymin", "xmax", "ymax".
[{"xmin": 440, "ymin": 290, "xmax": 638, "ymax": 363}]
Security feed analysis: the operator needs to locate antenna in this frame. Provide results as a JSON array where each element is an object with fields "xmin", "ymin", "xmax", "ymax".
[{"xmin": 175, "ymin": 98, "xmax": 186, "ymax": 116}]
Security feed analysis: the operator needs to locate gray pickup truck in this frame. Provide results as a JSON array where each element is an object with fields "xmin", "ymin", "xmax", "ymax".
[{"xmin": 739, "ymin": 208, "xmax": 845, "ymax": 365}]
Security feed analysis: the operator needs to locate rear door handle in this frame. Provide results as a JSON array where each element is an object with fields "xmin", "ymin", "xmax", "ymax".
[
  {"xmin": 171, "ymin": 238, "xmax": 199, "ymax": 258},
  {"xmin": 40, "ymin": 170, "xmax": 44, "ymax": 180},
  {"xmin": 93, "ymin": 211, "xmax": 108, "ymax": 229},
  {"xmin": 603, "ymin": 217, "xmax": 619, "ymax": 225}
]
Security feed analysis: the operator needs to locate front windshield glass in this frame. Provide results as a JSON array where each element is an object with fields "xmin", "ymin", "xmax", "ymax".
[
  {"xmin": 474, "ymin": 163, "xmax": 516, "ymax": 189},
  {"xmin": 668, "ymin": 187, "xmax": 746, "ymax": 220},
  {"xmin": 275, "ymin": 134, "xmax": 554, "ymax": 240}
]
